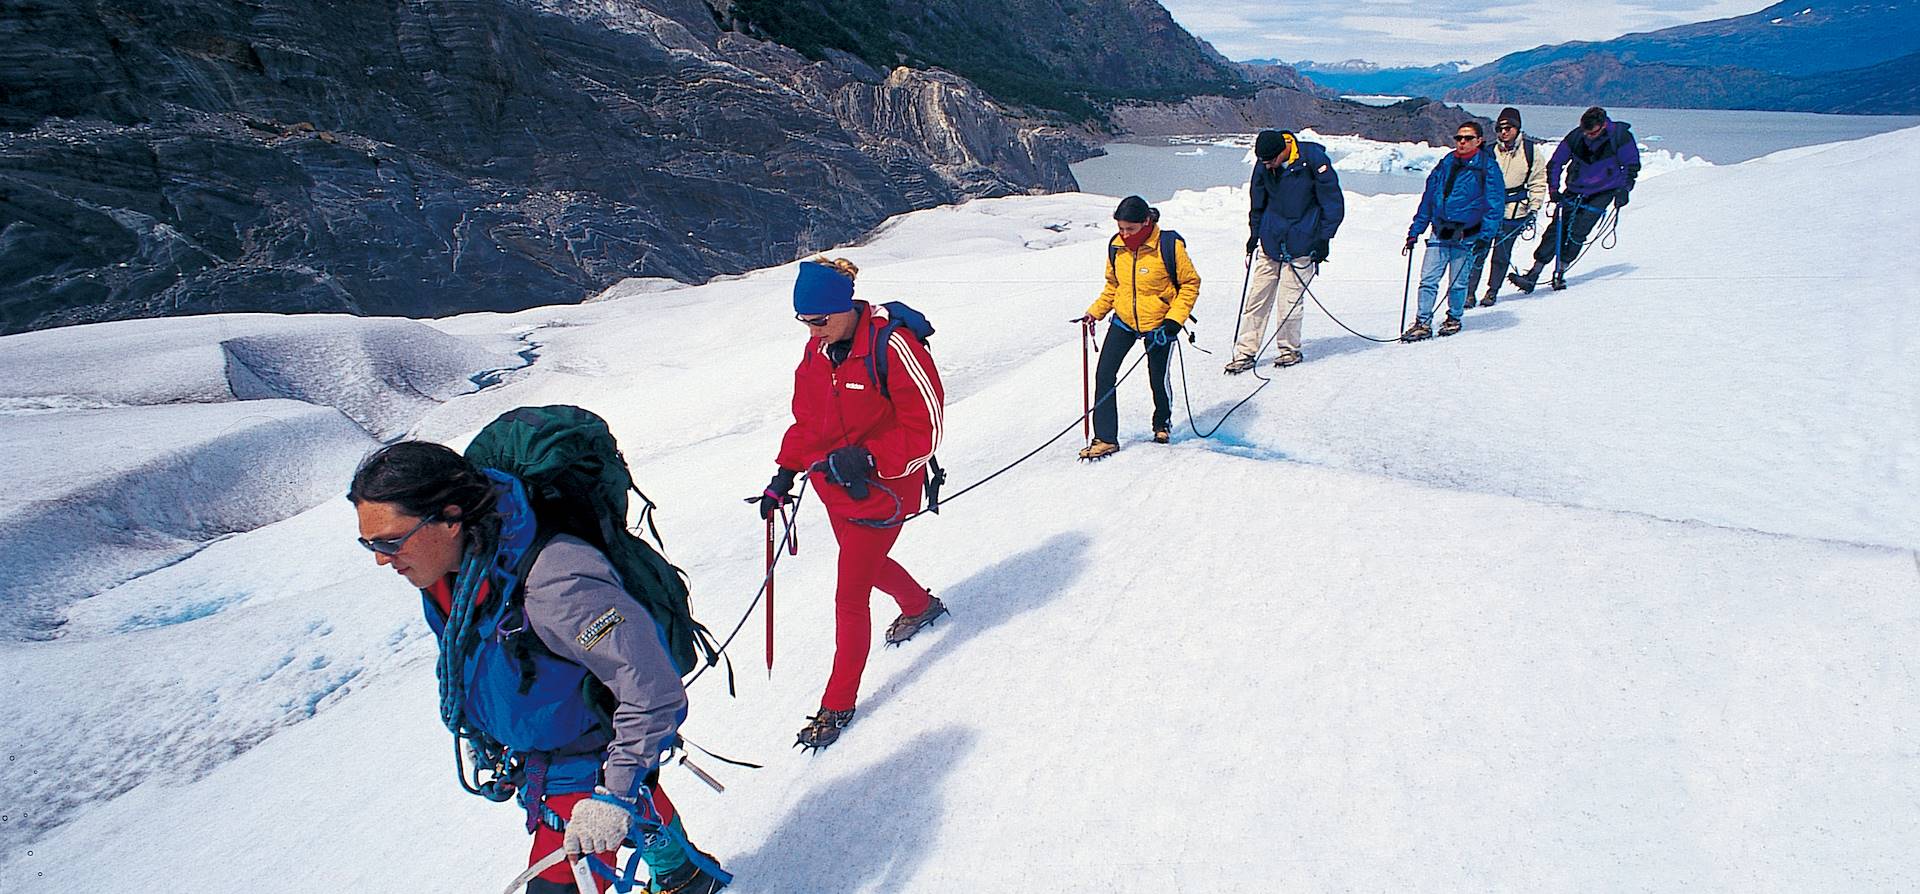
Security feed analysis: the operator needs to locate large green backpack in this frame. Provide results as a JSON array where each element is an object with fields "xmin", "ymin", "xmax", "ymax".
[{"xmin": 465, "ymin": 405, "xmax": 716, "ymax": 677}]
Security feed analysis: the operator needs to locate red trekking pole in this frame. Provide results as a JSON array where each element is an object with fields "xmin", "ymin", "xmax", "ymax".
[{"xmin": 764, "ymin": 514, "xmax": 775, "ymax": 675}]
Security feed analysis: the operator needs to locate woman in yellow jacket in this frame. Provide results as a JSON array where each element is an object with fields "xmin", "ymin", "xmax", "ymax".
[{"xmin": 1074, "ymin": 195, "xmax": 1200, "ymax": 460}]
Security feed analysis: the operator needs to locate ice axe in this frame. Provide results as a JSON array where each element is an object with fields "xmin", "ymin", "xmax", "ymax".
[
  {"xmin": 764, "ymin": 513, "xmax": 775, "ymax": 675},
  {"xmin": 502, "ymin": 849, "xmax": 600, "ymax": 894}
]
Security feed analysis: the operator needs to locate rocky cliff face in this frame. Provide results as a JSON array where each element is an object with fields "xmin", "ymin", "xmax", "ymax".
[
  {"xmin": 0, "ymin": 0, "xmax": 1080, "ymax": 333},
  {"xmin": 0, "ymin": 0, "xmax": 1479, "ymax": 334},
  {"xmin": 1108, "ymin": 89, "xmax": 1471, "ymax": 145}
]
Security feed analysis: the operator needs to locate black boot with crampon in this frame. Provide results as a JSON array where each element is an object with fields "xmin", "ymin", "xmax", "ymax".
[{"xmin": 795, "ymin": 707, "xmax": 855, "ymax": 751}]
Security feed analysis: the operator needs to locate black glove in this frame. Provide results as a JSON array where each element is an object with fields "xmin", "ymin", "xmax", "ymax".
[
  {"xmin": 755, "ymin": 467, "xmax": 797, "ymax": 520},
  {"xmin": 1548, "ymin": 188, "xmax": 1562, "ymax": 204},
  {"xmin": 1148, "ymin": 319, "xmax": 1181, "ymax": 347},
  {"xmin": 1244, "ymin": 235, "xmax": 1259, "ymax": 255},
  {"xmin": 1472, "ymin": 236, "xmax": 1494, "ymax": 254},
  {"xmin": 813, "ymin": 445, "xmax": 875, "ymax": 501},
  {"xmin": 1615, "ymin": 190, "xmax": 1630, "ymax": 208},
  {"xmin": 1402, "ymin": 235, "xmax": 1418, "ymax": 254},
  {"xmin": 1309, "ymin": 242, "xmax": 1329, "ymax": 264}
]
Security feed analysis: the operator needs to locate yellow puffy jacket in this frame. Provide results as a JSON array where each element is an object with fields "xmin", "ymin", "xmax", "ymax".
[{"xmin": 1085, "ymin": 226, "xmax": 1201, "ymax": 331}]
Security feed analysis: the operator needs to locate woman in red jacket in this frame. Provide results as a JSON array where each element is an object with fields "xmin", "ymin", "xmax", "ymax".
[{"xmin": 756, "ymin": 257, "xmax": 948, "ymax": 750}]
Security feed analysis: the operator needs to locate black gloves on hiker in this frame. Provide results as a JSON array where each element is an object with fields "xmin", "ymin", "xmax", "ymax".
[
  {"xmin": 814, "ymin": 445, "xmax": 875, "ymax": 500},
  {"xmin": 1244, "ymin": 235, "xmax": 1259, "ymax": 255},
  {"xmin": 1402, "ymin": 235, "xmax": 1418, "ymax": 255},
  {"xmin": 1615, "ymin": 190, "xmax": 1631, "ymax": 208},
  {"xmin": 1149, "ymin": 319, "xmax": 1181, "ymax": 347},
  {"xmin": 757, "ymin": 467, "xmax": 797, "ymax": 519}
]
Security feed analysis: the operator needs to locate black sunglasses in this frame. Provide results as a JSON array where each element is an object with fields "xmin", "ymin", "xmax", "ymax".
[
  {"xmin": 358, "ymin": 513, "xmax": 440, "ymax": 555},
  {"xmin": 795, "ymin": 313, "xmax": 832, "ymax": 326},
  {"xmin": 1453, "ymin": 134, "xmax": 1480, "ymax": 142},
  {"xmin": 1496, "ymin": 123, "xmax": 1518, "ymax": 131}
]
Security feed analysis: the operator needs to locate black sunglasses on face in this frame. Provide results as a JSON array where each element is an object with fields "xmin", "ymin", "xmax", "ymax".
[
  {"xmin": 1454, "ymin": 134, "xmax": 1479, "ymax": 142},
  {"xmin": 795, "ymin": 313, "xmax": 832, "ymax": 326},
  {"xmin": 1496, "ymin": 124, "xmax": 1517, "ymax": 131},
  {"xmin": 358, "ymin": 513, "xmax": 439, "ymax": 555}
]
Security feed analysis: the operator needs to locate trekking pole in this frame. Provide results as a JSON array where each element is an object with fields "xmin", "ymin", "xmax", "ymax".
[
  {"xmin": 764, "ymin": 514, "xmax": 775, "ymax": 675},
  {"xmin": 1227, "ymin": 250, "xmax": 1253, "ymax": 365},
  {"xmin": 1079, "ymin": 319, "xmax": 1093, "ymax": 444},
  {"xmin": 1399, "ymin": 243, "xmax": 1415, "ymax": 333}
]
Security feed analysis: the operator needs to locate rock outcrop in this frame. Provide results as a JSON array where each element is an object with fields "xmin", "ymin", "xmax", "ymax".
[
  {"xmin": 0, "ymin": 0, "xmax": 1079, "ymax": 333},
  {"xmin": 1108, "ymin": 89, "xmax": 1472, "ymax": 144}
]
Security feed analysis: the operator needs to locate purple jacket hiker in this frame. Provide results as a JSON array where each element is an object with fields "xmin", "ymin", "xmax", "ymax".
[{"xmin": 1548, "ymin": 119, "xmax": 1641, "ymax": 198}]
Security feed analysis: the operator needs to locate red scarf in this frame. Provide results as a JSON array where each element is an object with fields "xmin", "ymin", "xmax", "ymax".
[
  {"xmin": 1120, "ymin": 223, "xmax": 1155, "ymax": 254},
  {"xmin": 1453, "ymin": 144, "xmax": 1481, "ymax": 162}
]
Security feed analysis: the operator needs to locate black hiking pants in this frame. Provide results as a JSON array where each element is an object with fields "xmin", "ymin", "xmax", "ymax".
[
  {"xmin": 1092, "ymin": 322, "xmax": 1172, "ymax": 443},
  {"xmin": 1528, "ymin": 189, "xmax": 1618, "ymax": 276}
]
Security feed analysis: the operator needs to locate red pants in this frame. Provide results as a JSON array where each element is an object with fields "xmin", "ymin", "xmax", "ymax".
[
  {"xmin": 819, "ymin": 474, "xmax": 930, "ymax": 712},
  {"xmin": 529, "ymin": 786, "xmax": 678, "ymax": 890}
]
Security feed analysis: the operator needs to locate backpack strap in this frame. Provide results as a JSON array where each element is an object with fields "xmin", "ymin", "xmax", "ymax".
[
  {"xmin": 864, "ymin": 314, "xmax": 906, "ymax": 400},
  {"xmin": 1160, "ymin": 229, "xmax": 1183, "ymax": 291}
]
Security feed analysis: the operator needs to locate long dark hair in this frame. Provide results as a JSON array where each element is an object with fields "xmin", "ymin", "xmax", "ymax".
[{"xmin": 348, "ymin": 441, "xmax": 501, "ymax": 557}]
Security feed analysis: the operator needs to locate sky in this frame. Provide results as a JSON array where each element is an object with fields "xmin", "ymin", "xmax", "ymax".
[{"xmin": 1159, "ymin": 0, "xmax": 1772, "ymax": 67}]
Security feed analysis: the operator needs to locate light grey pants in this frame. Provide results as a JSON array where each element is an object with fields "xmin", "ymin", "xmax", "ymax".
[{"xmin": 1231, "ymin": 255, "xmax": 1317, "ymax": 359}]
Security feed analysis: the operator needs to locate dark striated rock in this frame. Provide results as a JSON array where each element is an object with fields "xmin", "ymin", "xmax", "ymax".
[
  {"xmin": 1106, "ymin": 89, "xmax": 1475, "ymax": 145},
  {"xmin": 0, "ymin": 0, "xmax": 1496, "ymax": 335},
  {"xmin": 0, "ymin": 0, "xmax": 1077, "ymax": 334}
]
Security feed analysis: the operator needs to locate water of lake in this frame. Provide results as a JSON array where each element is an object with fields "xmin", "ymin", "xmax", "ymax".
[{"xmin": 1071, "ymin": 105, "xmax": 1920, "ymax": 201}]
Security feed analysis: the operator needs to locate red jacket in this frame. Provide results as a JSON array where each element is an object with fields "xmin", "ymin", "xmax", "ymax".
[{"xmin": 778, "ymin": 302, "xmax": 944, "ymax": 512}]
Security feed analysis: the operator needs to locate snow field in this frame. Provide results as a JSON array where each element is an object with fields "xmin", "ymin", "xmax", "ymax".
[{"xmin": 1, "ymin": 128, "xmax": 1916, "ymax": 891}]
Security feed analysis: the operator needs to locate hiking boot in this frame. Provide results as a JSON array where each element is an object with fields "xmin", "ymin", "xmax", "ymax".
[
  {"xmin": 885, "ymin": 595, "xmax": 948, "ymax": 646},
  {"xmin": 1479, "ymin": 291, "xmax": 1498, "ymax": 307},
  {"xmin": 654, "ymin": 859, "xmax": 728, "ymax": 894},
  {"xmin": 1077, "ymin": 439, "xmax": 1119, "ymax": 461},
  {"xmin": 795, "ymin": 707, "xmax": 855, "ymax": 751},
  {"xmin": 1400, "ymin": 321, "xmax": 1431, "ymax": 342},
  {"xmin": 1507, "ymin": 271, "xmax": 1536, "ymax": 294},
  {"xmin": 1438, "ymin": 315, "xmax": 1462, "ymax": 336},
  {"xmin": 1223, "ymin": 355, "xmax": 1256, "ymax": 375},
  {"xmin": 1152, "ymin": 428, "xmax": 1170, "ymax": 444},
  {"xmin": 1549, "ymin": 274, "xmax": 1566, "ymax": 291},
  {"xmin": 1271, "ymin": 347, "xmax": 1303, "ymax": 368}
]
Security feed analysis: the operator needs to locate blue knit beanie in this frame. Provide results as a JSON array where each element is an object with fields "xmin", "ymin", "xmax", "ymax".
[{"xmin": 793, "ymin": 261, "xmax": 855, "ymax": 315}]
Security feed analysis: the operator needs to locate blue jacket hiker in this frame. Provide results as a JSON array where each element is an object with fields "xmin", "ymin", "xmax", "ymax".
[
  {"xmin": 1401, "ymin": 121, "xmax": 1503, "ymax": 342},
  {"xmin": 350, "ymin": 439, "xmax": 728, "ymax": 894}
]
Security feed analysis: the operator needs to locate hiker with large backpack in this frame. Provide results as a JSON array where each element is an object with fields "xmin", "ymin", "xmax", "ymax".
[
  {"xmin": 1399, "ymin": 120, "xmax": 1505, "ymax": 342},
  {"xmin": 1072, "ymin": 195, "xmax": 1200, "ymax": 460},
  {"xmin": 1464, "ymin": 107, "xmax": 1550, "ymax": 307},
  {"xmin": 349, "ymin": 428, "xmax": 728, "ymax": 894},
  {"xmin": 755, "ymin": 257, "xmax": 948, "ymax": 750},
  {"xmin": 1510, "ymin": 106, "xmax": 1641, "ymax": 293},
  {"xmin": 1225, "ymin": 129, "xmax": 1345, "ymax": 374}
]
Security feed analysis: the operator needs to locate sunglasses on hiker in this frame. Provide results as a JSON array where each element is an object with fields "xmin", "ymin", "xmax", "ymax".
[
  {"xmin": 795, "ymin": 313, "xmax": 833, "ymax": 327},
  {"xmin": 358, "ymin": 513, "xmax": 440, "ymax": 555},
  {"xmin": 1454, "ymin": 133, "xmax": 1480, "ymax": 142},
  {"xmin": 1496, "ymin": 123, "xmax": 1518, "ymax": 132}
]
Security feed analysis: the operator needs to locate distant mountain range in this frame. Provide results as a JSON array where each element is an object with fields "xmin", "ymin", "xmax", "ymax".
[
  {"xmin": 1282, "ymin": 3, "xmax": 1920, "ymax": 114},
  {"xmin": 1281, "ymin": 60, "xmax": 1467, "ymax": 98}
]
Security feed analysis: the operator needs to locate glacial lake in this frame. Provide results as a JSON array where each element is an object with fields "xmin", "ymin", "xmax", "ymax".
[{"xmin": 1072, "ymin": 104, "xmax": 1920, "ymax": 201}]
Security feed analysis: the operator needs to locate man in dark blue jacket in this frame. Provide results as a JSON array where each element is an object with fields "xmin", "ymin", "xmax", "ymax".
[
  {"xmin": 1226, "ymin": 129, "xmax": 1345, "ymax": 372},
  {"xmin": 1511, "ymin": 106, "xmax": 1641, "ymax": 293},
  {"xmin": 1401, "ymin": 121, "xmax": 1503, "ymax": 341}
]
